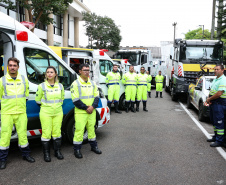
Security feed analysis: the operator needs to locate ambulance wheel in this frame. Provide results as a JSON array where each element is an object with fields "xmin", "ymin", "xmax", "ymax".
[
  {"xmin": 66, "ymin": 117, "xmax": 88, "ymax": 144},
  {"xmin": 187, "ymin": 95, "xmax": 193, "ymax": 109},
  {"xmin": 198, "ymin": 102, "xmax": 205, "ymax": 122},
  {"xmin": 119, "ymin": 93, "xmax": 126, "ymax": 110}
]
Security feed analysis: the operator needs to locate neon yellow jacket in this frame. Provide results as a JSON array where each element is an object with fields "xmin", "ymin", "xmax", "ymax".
[
  {"xmin": 0, "ymin": 73, "xmax": 29, "ymax": 114},
  {"xmin": 155, "ymin": 75, "xmax": 164, "ymax": 83},
  {"xmin": 106, "ymin": 72, "xmax": 121, "ymax": 85},
  {"xmin": 71, "ymin": 76, "xmax": 99, "ymax": 114},
  {"xmin": 147, "ymin": 75, "xmax": 152, "ymax": 83},
  {"xmin": 122, "ymin": 72, "xmax": 137, "ymax": 85},
  {"xmin": 35, "ymin": 81, "xmax": 64, "ymax": 116},
  {"xmin": 137, "ymin": 73, "xmax": 148, "ymax": 85}
]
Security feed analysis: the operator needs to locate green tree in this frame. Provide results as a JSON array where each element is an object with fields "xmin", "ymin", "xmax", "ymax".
[
  {"xmin": 82, "ymin": 12, "xmax": 122, "ymax": 51},
  {"xmin": 184, "ymin": 28, "xmax": 214, "ymax": 40},
  {"xmin": 0, "ymin": 0, "xmax": 73, "ymax": 32},
  {"xmin": 216, "ymin": 0, "xmax": 226, "ymax": 62}
]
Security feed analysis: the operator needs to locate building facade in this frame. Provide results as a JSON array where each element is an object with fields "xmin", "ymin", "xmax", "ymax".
[{"xmin": 0, "ymin": 0, "xmax": 90, "ymax": 47}]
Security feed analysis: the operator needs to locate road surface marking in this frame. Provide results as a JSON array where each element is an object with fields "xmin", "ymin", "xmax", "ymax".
[{"xmin": 179, "ymin": 101, "xmax": 226, "ymax": 161}]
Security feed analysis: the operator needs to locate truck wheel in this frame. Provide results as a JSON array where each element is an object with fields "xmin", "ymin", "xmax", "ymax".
[
  {"xmin": 66, "ymin": 117, "xmax": 88, "ymax": 144},
  {"xmin": 198, "ymin": 102, "xmax": 205, "ymax": 122},
  {"xmin": 171, "ymin": 87, "xmax": 177, "ymax": 101},
  {"xmin": 187, "ymin": 95, "xmax": 193, "ymax": 109},
  {"xmin": 119, "ymin": 93, "xmax": 126, "ymax": 110}
]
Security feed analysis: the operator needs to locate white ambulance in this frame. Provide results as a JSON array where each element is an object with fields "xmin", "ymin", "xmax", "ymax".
[
  {"xmin": 49, "ymin": 47, "xmax": 127, "ymax": 110},
  {"xmin": 0, "ymin": 12, "xmax": 110, "ymax": 144}
]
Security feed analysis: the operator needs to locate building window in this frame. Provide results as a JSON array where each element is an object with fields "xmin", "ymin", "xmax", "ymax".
[{"xmin": 53, "ymin": 14, "xmax": 63, "ymax": 36}]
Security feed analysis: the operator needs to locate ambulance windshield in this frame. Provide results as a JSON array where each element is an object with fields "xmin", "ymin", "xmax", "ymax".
[{"xmin": 115, "ymin": 52, "xmax": 139, "ymax": 66}]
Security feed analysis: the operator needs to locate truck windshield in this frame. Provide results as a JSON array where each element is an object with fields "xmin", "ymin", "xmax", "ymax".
[
  {"xmin": 180, "ymin": 46, "xmax": 222, "ymax": 61},
  {"xmin": 115, "ymin": 52, "xmax": 139, "ymax": 66}
]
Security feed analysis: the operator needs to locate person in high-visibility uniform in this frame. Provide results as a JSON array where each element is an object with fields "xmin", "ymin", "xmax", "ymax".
[
  {"xmin": 136, "ymin": 67, "xmax": 149, "ymax": 112},
  {"xmin": 0, "ymin": 57, "xmax": 35, "ymax": 170},
  {"xmin": 35, "ymin": 66, "xmax": 64, "ymax": 162},
  {"xmin": 122, "ymin": 65, "xmax": 137, "ymax": 113},
  {"xmin": 155, "ymin": 70, "xmax": 164, "ymax": 98},
  {"xmin": 106, "ymin": 64, "xmax": 122, "ymax": 114},
  {"xmin": 206, "ymin": 64, "xmax": 226, "ymax": 147},
  {"xmin": 146, "ymin": 71, "xmax": 152, "ymax": 98},
  {"xmin": 71, "ymin": 64, "xmax": 101, "ymax": 159}
]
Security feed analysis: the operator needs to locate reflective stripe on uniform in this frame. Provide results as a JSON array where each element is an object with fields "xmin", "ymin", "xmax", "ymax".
[
  {"xmin": 73, "ymin": 141, "xmax": 83, "ymax": 144},
  {"xmin": 41, "ymin": 99, "xmax": 63, "ymax": 103},
  {"xmin": 88, "ymin": 137, "xmax": 96, "ymax": 141},
  {"xmin": 2, "ymin": 75, "xmax": 26, "ymax": 99},
  {"xmin": 75, "ymin": 79, "xmax": 95, "ymax": 100}
]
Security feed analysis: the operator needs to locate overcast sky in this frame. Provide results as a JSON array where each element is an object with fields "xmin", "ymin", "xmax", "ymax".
[{"xmin": 79, "ymin": 0, "xmax": 214, "ymax": 47}]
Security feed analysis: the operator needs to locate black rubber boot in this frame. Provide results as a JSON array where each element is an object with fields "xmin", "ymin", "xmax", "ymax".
[
  {"xmin": 89, "ymin": 141, "xmax": 102, "ymax": 154},
  {"xmin": 131, "ymin": 102, "xmax": 136, "ymax": 113},
  {"xmin": 155, "ymin": 92, "xmax": 158, "ymax": 98},
  {"xmin": 114, "ymin": 102, "xmax": 122, "ymax": 114},
  {"xmin": 20, "ymin": 146, "xmax": 35, "ymax": 163},
  {"xmin": 73, "ymin": 144, "xmax": 83, "ymax": 159},
  {"xmin": 107, "ymin": 102, "xmax": 112, "ymax": 114},
  {"xmin": 0, "ymin": 149, "xmax": 8, "ymax": 170},
  {"xmin": 143, "ymin": 101, "xmax": 148, "ymax": 112},
  {"xmin": 125, "ymin": 102, "xmax": 129, "ymax": 113},
  {"xmin": 136, "ymin": 101, "xmax": 140, "ymax": 112},
  {"xmin": 148, "ymin": 92, "xmax": 151, "ymax": 98},
  {"xmin": 53, "ymin": 138, "xmax": 64, "ymax": 160},
  {"xmin": 0, "ymin": 161, "xmax": 6, "ymax": 170},
  {"xmin": 160, "ymin": 92, "xmax": 163, "ymax": 98},
  {"xmin": 42, "ymin": 141, "xmax": 51, "ymax": 162}
]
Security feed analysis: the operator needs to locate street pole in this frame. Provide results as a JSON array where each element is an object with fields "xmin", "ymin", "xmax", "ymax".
[
  {"xmin": 172, "ymin": 22, "xmax": 177, "ymax": 46},
  {"xmin": 199, "ymin": 25, "xmax": 204, "ymax": 39},
  {"xmin": 211, "ymin": 0, "xmax": 216, "ymax": 39}
]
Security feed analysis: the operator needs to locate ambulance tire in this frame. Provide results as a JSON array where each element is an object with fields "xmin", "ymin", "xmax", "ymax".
[
  {"xmin": 119, "ymin": 93, "xmax": 126, "ymax": 110},
  {"xmin": 187, "ymin": 95, "xmax": 193, "ymax": 109},
  {"xmin": 198, "ymin": 102, "xmax": 205, "ymax": 122},
  {"xmin": 66, "ymin": 117, "xmax": 88, "ymax": 144}
]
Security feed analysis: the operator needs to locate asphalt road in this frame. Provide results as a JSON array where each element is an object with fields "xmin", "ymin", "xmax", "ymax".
[{"xmin": 0, "ymin": 90, "xmax": 226, "ymax": 185}]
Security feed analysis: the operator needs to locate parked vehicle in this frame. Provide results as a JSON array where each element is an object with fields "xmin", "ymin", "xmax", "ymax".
[
  {"xmin": 187, "ymin": 75, "xmax": 216, "ymax": 121},
  {"xmin": 0, "ymin": 12, "xmax": 110, "ymax": 144},
  {"xmin": 165, "ymin": 39, "xmax": 224, "ymax": 101},
  {"xmin": 49, "ymin": 46, "xmax": 127, "ymax": 109}
]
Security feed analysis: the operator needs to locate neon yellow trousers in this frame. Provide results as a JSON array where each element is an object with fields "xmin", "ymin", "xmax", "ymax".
[
  {"xmin": 0, "ymin": 113, "xmax": 28, "ymax": 149},
  {"xmin": 137, "ymin": 85, "xmax": 147, "ymax": 101},
  {"xmin": 73, "ymin": 111, "xmax": 96, "ymax": 144},
  {"xmin": 156, "ymin": 83, "xmax": 163, "ymax": 92},
  {"xmin": 40, "ymin": 111, "xmax": 63, "ymax": 141},
  {"xmin": 108, "ymin": 85, "xmax": 120, "ymax": 101},
  {"xmin": 147, "ymin": 83, "xmax": 151, "ymax": 92},
  {"xmin": 125, "ymin": 85, "xmax": 136, "ymax": 102}
]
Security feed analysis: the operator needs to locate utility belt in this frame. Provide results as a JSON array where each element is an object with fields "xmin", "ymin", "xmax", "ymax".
[{"xmin": 108, "ymin": 83, "xmax": 119, "ymax": 85}]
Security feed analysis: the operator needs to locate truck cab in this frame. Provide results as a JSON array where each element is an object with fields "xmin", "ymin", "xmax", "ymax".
[
  {"xmin": 0, "ymin": 12, "xmax": 110, "ymax": 144},
  {"xmin": 170, "ymin": 39, "xmax": 223, "ymax": 101}
]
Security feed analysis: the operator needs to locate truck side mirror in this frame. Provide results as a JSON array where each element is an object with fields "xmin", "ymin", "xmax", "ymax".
[{"xmin": 170, "ymin": 55, "xmax": 172, "ymax": 59}]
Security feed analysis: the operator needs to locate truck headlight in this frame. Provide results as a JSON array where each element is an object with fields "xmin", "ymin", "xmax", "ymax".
[{"xmin": 98, "ymin": 88, "xmax": 105, "ymax": 98}]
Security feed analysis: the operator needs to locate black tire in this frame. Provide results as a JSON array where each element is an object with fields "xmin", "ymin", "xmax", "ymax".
[
  {"xmin": 187, "ymin": 94, "xmax": 193, "ymax": 109},
  {"xmin": 119, "ymin": 93, "xmax": 126, "ymax": 110},
  {"xmin": 171, "ymin": 87, "xmax": 177, "ymax": 101},
  {"xmin": 66, "ymin": 116, "xmax": 88, "ymax": 144},
  {"xmin": 198, "ymin": 102, "xmax": 205, "ymax": 122}
]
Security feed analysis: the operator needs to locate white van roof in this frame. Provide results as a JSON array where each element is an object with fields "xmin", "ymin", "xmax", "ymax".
[{"xmin": 0, "ymin": 12, "xmax": 48, "ymax": 48}]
